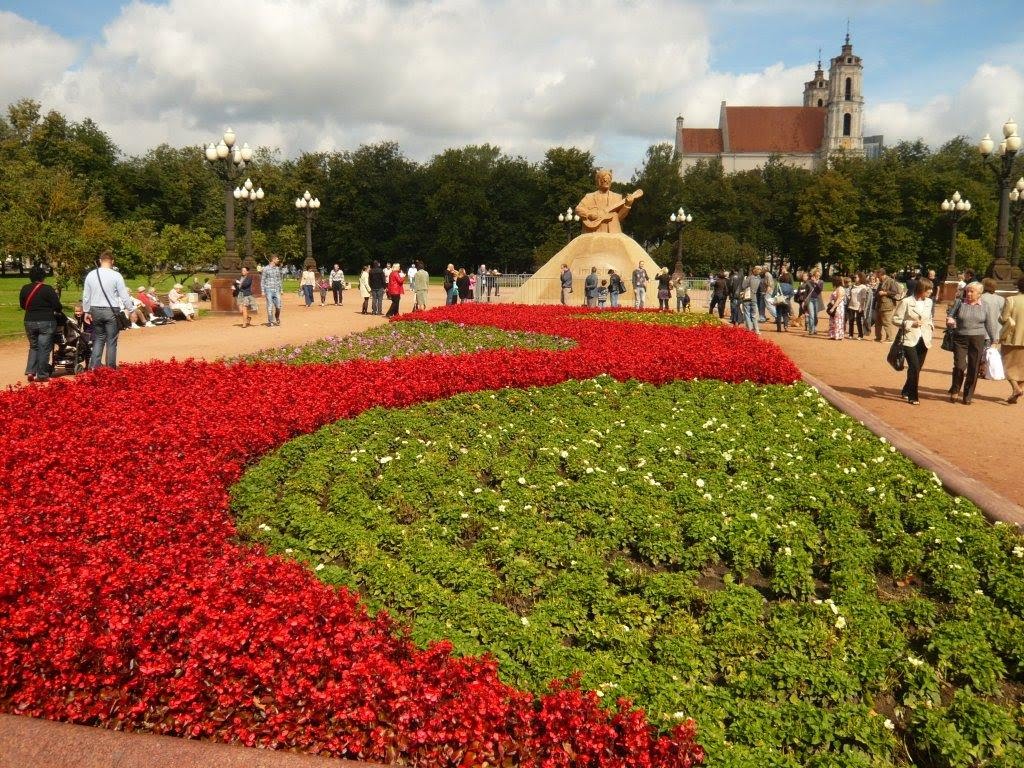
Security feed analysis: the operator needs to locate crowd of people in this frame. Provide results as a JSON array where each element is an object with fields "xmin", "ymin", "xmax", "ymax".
[{"xmin": 558, "ymin": 261, "xmax": 691, "ymax": 311}]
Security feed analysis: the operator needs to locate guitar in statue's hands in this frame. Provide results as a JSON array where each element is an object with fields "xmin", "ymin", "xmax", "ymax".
[{"xmin": 579, "ymin": 189, "xmax": 644, "ymax": 232}]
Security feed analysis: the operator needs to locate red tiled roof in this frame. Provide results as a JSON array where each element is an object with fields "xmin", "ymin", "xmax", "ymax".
[
  {"xmin": 680, "ymin": 128, "xmax": 723, "ymax": 154},
  {"xmin": 724, "ymin": 106, "xmax": 826, "ymax": 153}
]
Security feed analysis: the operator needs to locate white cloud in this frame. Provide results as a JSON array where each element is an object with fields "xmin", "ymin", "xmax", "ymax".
[
  {"xmin": 6, "ymin": 1, "xmax": 1019, "ymax": 175},
  {"xmin": 0, "ymin": 11, "xmax": 80, "ymax": 109}
]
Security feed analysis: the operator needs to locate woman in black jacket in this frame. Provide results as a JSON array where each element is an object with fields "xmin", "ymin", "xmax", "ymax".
[{"xmin": 20, "ymin": 265, "xmax": 63, "ymax": 383}]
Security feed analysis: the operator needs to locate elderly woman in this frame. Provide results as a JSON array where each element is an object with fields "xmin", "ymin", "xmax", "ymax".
[
  {"xmin": 947, "ymin": 281, "xmax": 1000, "ymax": 405},
  {"xmin": 892, "ymin": 278, "xmax": 934, "ymax": 404},
  {"xmin": 167, "ymin": 283, "xmax": 197, "ymax": 320},
  {"xmin": 827, "ymin": 278, "xmax": 847, "ymax": 340},
  {"xmin": 999, "ymin": 276, "xmax": 1024, "ymax": 403},
  {"xmin": 358, "ymin": 264, "xmax": 371, "ymax": 314}
]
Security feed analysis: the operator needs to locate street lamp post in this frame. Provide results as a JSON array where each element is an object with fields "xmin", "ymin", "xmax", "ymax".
[
  {"xmin": 203, "ymin": 128, "xmax": 253, "ymax": 311},
  {"xmin": 978, "ymin": 119, "xmax": 1022, "ymax": 288},
  {"xmin": 234, "ymin": 178, "xmax": 265, "ymax": 265},
  {"xmin": 1008, "ymin": 176, "xmax": 1024, "ymax": 268},
  {"xmin": 668, "ymin": 207, "xmax": 693, "ymax": 281},
  {"xmin": 940, "ymin": 191, "xmax": 971, "ymax": 279},
  {"xmin": 294, "ymin": 190, "xmax": 321, "ymax": 268},
  {"xmin": 557, "ymin": 207, "xmax": 580, "ymax": 244}
]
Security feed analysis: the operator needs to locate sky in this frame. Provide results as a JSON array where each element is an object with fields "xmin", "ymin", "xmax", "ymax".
[{"xmin": 1, "ymin": 0, "xmax": 1022, "ymax": 178}]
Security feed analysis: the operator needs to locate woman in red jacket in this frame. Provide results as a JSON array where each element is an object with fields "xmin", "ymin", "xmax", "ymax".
[{"xmin": 384, "ymin": 263, "xmax": 405, "ymax": 317}]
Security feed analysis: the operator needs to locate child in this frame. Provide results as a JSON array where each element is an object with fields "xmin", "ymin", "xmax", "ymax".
[
  {"xmin": 597, "ymin": 279, "xmax": 610, "ymax": 308},
  {"xmin": 317, "ymin": 275, "xmax": 330, "ymax": 305}
]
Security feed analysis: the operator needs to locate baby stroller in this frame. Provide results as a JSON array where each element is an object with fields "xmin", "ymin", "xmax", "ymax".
[{"xmin": 51, "ymin": 311, "xmax": 93, "ymax": 376}]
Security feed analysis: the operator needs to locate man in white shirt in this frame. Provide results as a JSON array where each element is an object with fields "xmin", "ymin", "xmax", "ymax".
[{"xmin": 82, "ymin": 249, "xmax": 133, "ymax": 369}]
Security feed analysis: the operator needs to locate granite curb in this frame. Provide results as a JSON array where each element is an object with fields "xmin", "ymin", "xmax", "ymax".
[
  {"xmin": 801, "ymin": 370, "xmax": 1024, "ymax": 528},
  {"xmin": 0, "ymin": 714, "xmax": 384, "ymax": 768}
]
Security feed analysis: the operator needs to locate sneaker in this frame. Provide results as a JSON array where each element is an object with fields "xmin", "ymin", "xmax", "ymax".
[
  {"xmin": 26, "ymin": 373, "xmax": 35, "ymax": 382},
  {"xmin": 131, "ymin": 323, "xmax": 141, "ymax": 329},
  {"xmin": 145, "ymin": 321, "xmax": 155, "ymax": 327}
]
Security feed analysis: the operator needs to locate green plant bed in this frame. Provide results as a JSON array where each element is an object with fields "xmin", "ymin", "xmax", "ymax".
[
  {"xmin": 577, "ymin": 310, "xmax": 720, "ymax": 328},
  {"xmin": 232, "ymin": 320, "xmax": 574, "ymax": 365},
  {"xmin": 233, "ymin": 378, "xmax": 1024, "ymax": 767}
]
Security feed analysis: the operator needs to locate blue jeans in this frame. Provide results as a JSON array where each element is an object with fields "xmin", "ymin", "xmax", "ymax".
[
  {"xmin": 610, "ymin": 291, "xmax": 620, "ymax": 308},
  {"xmin": 742, "ymin": 301, "xmax": 760, "ymax": 334},
  {"xmin": 302, "ymin": 285, "xmax": 314, "ymax": 306},
  {"xmin": 265, "ymin": 290, "xmax": 281, "ymax": 324},
  {"xmin": 25, "ymin": 319, "xmax": 56, "ymax": 379},
  {"xmin": 371, "ymin": 288, "xmax": 385, "ymax": 313},
  {"xmin": 806, "ymin": 297, "xmax": 821, "ymax": 333},
  {"xmin": 730, "ymin": 298, "xmax": 741, "ymax": 324},
  {"xmin": 634, "ymin": 286, "xmax": 646, "ymax": 309},
  {"xmin": 89, "ymin": 306, "xmax": 120, "ymax": 369}
]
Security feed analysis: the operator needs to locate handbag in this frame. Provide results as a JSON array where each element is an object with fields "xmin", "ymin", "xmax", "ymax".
[
  {"xmin": 93, "ymin": 268, "xmax": 132, "ymax": 330},
  {"xmin": 741, "ymin": 285, "xmax": 752, "ymax": 301},
  {"xmin": 940, "ymin": 328, "xmax": 955, "ymax": 352},
  {"xmin": 826, "ymin": 301, "xmax": 837, "ymax": 316},
  {"xmin": 886, "ymin": 329, "xmax": 907, "ymax": 371}
]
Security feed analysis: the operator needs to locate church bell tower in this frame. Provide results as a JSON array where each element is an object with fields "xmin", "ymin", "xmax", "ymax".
[
  {"xmin": 803, "ymin": 51, "xmax": 829, "ymax": 108},
  {"xmin": 824, "ymin": 32, "xmax": 864, "ymax": 155}
]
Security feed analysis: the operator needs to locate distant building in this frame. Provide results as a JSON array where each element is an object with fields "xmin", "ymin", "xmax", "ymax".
[{"xmin": 674, "ymin": 35, "xmax": 883, "ymax": 173}]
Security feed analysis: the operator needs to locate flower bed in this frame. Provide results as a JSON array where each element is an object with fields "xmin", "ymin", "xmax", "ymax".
[
  {"xmin": 234, "ymin": 320, "xmax": 574, "ymax": 365},
  {"xmin": 233, "ymin": 376, "xmax": 1024, "ymax": 767},
  {"xmin": 2, "ymin": 305, "xmax": 798, "ymax": 767}
]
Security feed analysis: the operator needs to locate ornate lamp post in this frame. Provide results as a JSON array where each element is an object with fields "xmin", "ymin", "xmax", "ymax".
[
  {"xmin": 669, "ymin": 207, "xmax": 693, "ymax": 281},
  {"xmin": 294, "ymin": 190, "xmax": 321, "ymax": 267},
  {"xmin": 940, "ymin": 191, "xmax": 971, "ymax": 279},
  {"xmin": 978, "ymin": 119, "xmax": 1022, "ymax": 288},
  {"xmin": 203, "ymin": 127, "xmax": 253, "ymax": 311},
  {"xmin": 233, "ymin": 178, "xmax": 265, "ymax": 265},
  {"xmin": 557, "ymin": 207, "xmax": 580, "ymax": 244},
  {"xmin": 1008, "ymin": 176, "xmax": 1024, "ymax": 267}
]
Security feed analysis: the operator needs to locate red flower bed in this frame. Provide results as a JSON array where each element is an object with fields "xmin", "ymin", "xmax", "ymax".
[{"xmin": 0, "ymin": 305, "xmax": 797, "ymax": 766}]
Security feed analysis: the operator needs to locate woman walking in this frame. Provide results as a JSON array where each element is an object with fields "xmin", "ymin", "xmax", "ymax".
[
  {"xmin": 947, "ymin": 281, "xmax": 1000, "ymax": 404},
  {"xmin": 827, "ymin": 279, "xmax": 847, "ymax": 340},
  {"xmin": 892, "ymin": 278, "xmax": 934, "ymax": 404},
  {"xmin": 300, "ymin": 265, "xmax": 316, "ymax": 307},
  {"xmin": 999, "ymin": 276, "xmax": 1024, "ymax": 403},
  {"xmin": 20, "ymin": 265, "xmax": 62, "ymax": 383},
  {"xmin": 773, "ymin": 273, "xmax": 794, "ymax": 332}
]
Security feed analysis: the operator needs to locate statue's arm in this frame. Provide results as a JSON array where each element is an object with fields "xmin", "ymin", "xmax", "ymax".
[{"xmin": 576, "ymin": 194, "xmax": 599, "ymax": 222}]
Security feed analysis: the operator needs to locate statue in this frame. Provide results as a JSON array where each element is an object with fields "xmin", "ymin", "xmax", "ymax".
[{"xmin": 576, "ymin": 169, "xmax": 644, "ymax": 234}]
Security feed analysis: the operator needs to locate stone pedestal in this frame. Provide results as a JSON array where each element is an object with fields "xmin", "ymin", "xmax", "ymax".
[
  {"xmin": 210, "ymin": 277, "xmax": 238, "ymax": 313},
  {"xmin": 938, "ymin": 280, "xmax": 959, "ymax": 302}
]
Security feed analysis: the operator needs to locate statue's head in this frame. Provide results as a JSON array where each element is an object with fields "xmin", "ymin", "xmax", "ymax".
[{"xmin": 595, "ymin": 169, "xmax": 613, "ymax": 191}]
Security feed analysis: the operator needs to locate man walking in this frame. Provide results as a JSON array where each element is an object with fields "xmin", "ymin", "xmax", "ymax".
[
  {"xmin": 632, "ymin": 261, "xmax": 649, "ymax": 309},
  {"xmin": 708, "ymin": 272, "xmax": 727, "ymax": 318},
  {"xmin": 412, "ymin": 260, "xmax": 429, "ymax": 311},
  {"xmin": 263, "ymin": 254, "xmax": 284, "ymax": 326},
  {"xmin": 329, "ymin": 263, "xmax": 345, "ymax": 305},
  {"xmin": 82, "ymin": 249, "xmax": 133, "ymax": 369},
  {"xmin": 369, "ymin": 261, "xmax": 386, "ymax": 315},
  {"xmin": 560, "ymin": 264, "xmax": 573, "ymax": 305},
  {"xmin": 874, "ymin": 268, "xmax": 900, "ymax": 342}
]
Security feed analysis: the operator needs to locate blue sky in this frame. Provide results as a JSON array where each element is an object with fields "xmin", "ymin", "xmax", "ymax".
[{"xmin": 1, "ymin": 0, "xmax": 1021, "ymax": 173}]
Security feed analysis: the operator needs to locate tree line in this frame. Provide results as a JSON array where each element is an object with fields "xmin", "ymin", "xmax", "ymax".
[{"xmin": 0, "ymin": 97, "xmax": 1016, "ymax": 288}]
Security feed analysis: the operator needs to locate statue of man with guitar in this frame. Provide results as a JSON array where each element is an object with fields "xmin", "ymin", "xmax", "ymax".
[{"xmin": 576, "ymin": 169, "xmax": 643, "ymax": 234}]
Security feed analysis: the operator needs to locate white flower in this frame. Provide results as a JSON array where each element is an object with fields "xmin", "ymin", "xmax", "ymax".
[
  {"xmin": 696, "ymin": 479, "xmax": 705, "ymax": 488},
  {"xmin": 378, "ymin": 456, "xmax": 392, "ymax": 464},
  {"xmin": 709, "ymin": 536, "xmax": 717, "ymax": 543},
  {"xmin": 315, "ymin": 563, "xmax": 325, "ymax": 571},
  {"xmin": 350, "ymin": 456, "xmax": 358, "ymax": 462},
  {"xmin": 883, "ymin": 719, "xmax": 895, "ymax": 731},
  {"xmin": 750, "ymin": 512, "xmax": 759, "ymax": 521},
  {"xmin": 474, "ymin": 488, "xmax": 482, "ymax": 494},
  {"xmin": 520, "ymin": 616, "xmax": 529, "ymax": 626},
  {"xmin": 835, "ymin": 616, "xmax": 847, "ymax": 630},
  {"xmin": 783, "ymin": 547, "xmax": 792, "ymax": 557},
  {"xmin": 585, "ymin": 467, "xmax": 595, "ymax": 474},
  {"xmin": 498, "ymin": 504, "xmax": 507, "ymax": 512},
  {"xmin": 673, "ymin": 711, "xmax": 688, "ymax": 720},
  {"xmin": 460, "ymin": 512, "xmax": 469, "ymax": 519},
  {"xmin": 517, "ymin": 477, "xmax": 527, "ymax": 485},
  {"xmin": 907, "ymin": 655, "xmax": 924, "ymax": 667},
  {"xmin": 258, "ymin": 523, "xmax": 271, "ymax": 532},
  {"xmin": 560, "ymin": 450, "xmax": 569, "ymax": 459},
  {"xmin": 867, "ymin": 486, "xmax": 876, "ymax": 493},
  {"xmin": 1013, "ymin": 546, "xmax": 1024, "ymax": 558}
]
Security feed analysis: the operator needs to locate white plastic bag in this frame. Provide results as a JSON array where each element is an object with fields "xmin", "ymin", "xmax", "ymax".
[{"xmin": 984, "ymin": 346, "xmax": 1005, "ymax": 380}]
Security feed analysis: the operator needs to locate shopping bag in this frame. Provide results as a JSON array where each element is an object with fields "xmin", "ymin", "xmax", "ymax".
[{"xmin": 984, "ymin": 346, "xmax": 1005, "ymax": 380}]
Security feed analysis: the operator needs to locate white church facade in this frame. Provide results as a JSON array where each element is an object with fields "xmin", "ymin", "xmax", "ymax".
[{"xmin": 674, "ymin": 36, "xmax": 883, "ymax": 173}]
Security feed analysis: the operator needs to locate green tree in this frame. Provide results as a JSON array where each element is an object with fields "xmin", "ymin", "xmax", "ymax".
[{"xmin": 628, "ymin": 143, "xmax": 686, "ymax": 249}]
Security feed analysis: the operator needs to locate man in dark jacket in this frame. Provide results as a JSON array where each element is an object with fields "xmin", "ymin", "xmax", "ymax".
[
  {"xmin": 728, "ymin": 269, "xmax": 744, "ymax": 325},
  {"xmin": 369, "ymin": 261, "xmax": 386, "ymax": 315},
  {"xmin": 709, "ymin": 272, "xmax": 728, "ymax": 318}
]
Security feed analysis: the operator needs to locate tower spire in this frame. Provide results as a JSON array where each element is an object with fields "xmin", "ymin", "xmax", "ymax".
[
  {"xmin": 845, "ymin": 18, "xmax": 850, "ymax": 45},
  {"xmin": 817, "ymin": 47, "xmax": 822, "ymax": 70}
]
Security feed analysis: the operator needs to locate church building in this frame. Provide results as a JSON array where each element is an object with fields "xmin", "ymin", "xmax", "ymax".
[{"xmin": 674, "ymin": 35, "xmax": 883, "ymax": 173}]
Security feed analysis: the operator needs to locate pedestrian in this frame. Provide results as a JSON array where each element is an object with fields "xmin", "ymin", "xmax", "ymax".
[
  {"xmin": 298, "ymin": 264, "xmax": 316, "ymax": 307},
  {"xmin": 477, "ymin": 264, "xmax": 487, "ymax": 301},
  {"xmin": 262, "ymin": 254, "xmax": 284, "ymax": 326},
  {"xmin": 740, "ymin": 266, "xmax": 762, "ymax": 334},
  {"xmin": 411, "ymin": 259, "xmax": 428, "ymax": 309},
  {"xmin": 845, "ymin": 273, "xmax": 867, "ymax": 339},
  {"xmin": 20, "ymin": 264, "xmax": 62, "ymax": 383},
  {"xmin": 729, "ymin": 269, "xmax": 745, "ymax": 325},
  {"xmin": 456, "ymin": 268, "xmax": 471, "ymax": 303},
  {"xmin": 892, "ymin": 277, "xmax": 934, "ymax": 405},
  {"xmin": 597, "ymin": 279, "xmax": 609, "ymax": 308},
  {"xmin": 827, "ymin": 279, "xmax": 847, "ymax": 340},
  {"xmin": 385, "ymin": 263, "xmax": 405, "ymax": 317},
  {"xmin": 358, "ymin": 264, "xmax": 371, "ymax": 314},
  {"xmin": 82, "ymin": 249, "xmax": 133, "ymax": 369},
  {"xmin": 709, "ymin": 272, "xmax": 728, "ymax": 318},
  {"xmin": 607, "ymin": 269, "xmax": 626, "ymax": 308},
  {"xmin": 980, "ymin": 278, "xmax": 1005, "ymax": 341},
  {"xmin": 873, "ymin": 268, "xmax": 900, "ymax": 341},
  {"xmin": 862, "ymin": 271, "xmax": 878, "ymax": 335},
  {"xmin": 317, "ymin": 274, "xmax": 330, "ymax": 305},
  {"xmin": 803, "ymin": 268, "xmax": 824, "ymax": 335},
  {"xmin": 655, "ymin": 267, "xmax": 672, "ymax": 311},
  {"xmin": 329, "ymin": 263, "xmax": 345, "ymax": 305},
  {"xmin": 947, "ymin": 281, "xmax": 1000, "ymax": 405},
  {"xmin": 632, "ymin": 261, "xmax": 650, "ymax": 309},
  {"xmin": 235, "ymin": 265, "xmax": 257, "ymax": 327},
  {"xmin": 999, "ymin": 276, "xmax": 1024, "ymax": 403},
  {"xmin": 773, "ymin": 273, "xmax": 794, "ymax": 332},
  {"xmin": 369, "ymin": 261, "xmax": 386, "ymax": 314},
  {"xmin": 585, "ymin": 266, "xmax": 599, "ymax": 308},
  {"xmin": 673, "ymin": 273, "xmax": 690, "ymax": 312},
  {"xmin": 444, "ymin": 264, "xmax": 459, "ymax": 305},
  {"xmin": 560, "ymin": 264, "xmax": 573, "ymax": 305}
]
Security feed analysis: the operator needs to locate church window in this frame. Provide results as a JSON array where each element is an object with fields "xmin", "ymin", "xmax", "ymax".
[
  {"xmin": 818, "ymin": 81, "xmax": 824, "ymax": 87},
  {"xmin": 846, "ymin": 57, "xmax": 852, "ymax": 63},
  {"xmin": 817, "ymin": 99, "xmax": 823, "ymax": 107},
  {"xmin": 845, "ymin": 77, "xmax": 852, "ymax": 99},
  {"xmin": 843, "ymin": 113, "xmax": 852, "ymax": 136}
]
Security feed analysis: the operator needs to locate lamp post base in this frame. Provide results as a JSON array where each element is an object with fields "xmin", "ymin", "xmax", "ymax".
[
  {"xmin": 984, "ymin": 257, "xmax": 1022, "ymax": 293},
  {"xmin": 210, "ymin": 277, "xmax": 239, "ymax": 313}
]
